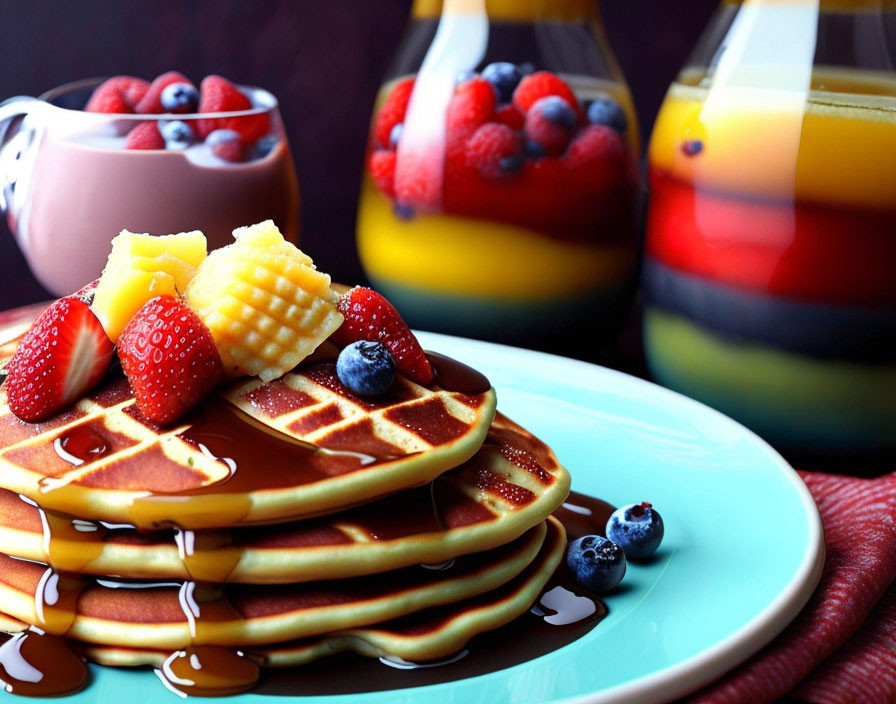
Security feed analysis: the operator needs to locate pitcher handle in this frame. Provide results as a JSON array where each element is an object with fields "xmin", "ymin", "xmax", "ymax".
[{"xmin": 0, "ymin": 96, "xmax": 41, "ymax": 213}]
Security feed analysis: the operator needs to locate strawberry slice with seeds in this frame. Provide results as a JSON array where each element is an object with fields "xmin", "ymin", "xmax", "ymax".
[
  {"xmin": 117, "ymin": 296, "xmax": 223, "ymax": 425},
  {"xmin": 331, "ymin": 287, "xmax": 434, "ymax": 385},
  {"xmin": 5, "ymin": 297, "xmax": 114, "ymax": 422}
]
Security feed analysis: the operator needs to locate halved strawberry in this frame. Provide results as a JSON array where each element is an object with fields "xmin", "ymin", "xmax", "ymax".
[
  {"xmin": 5, "ymin": 297, "xmax": 114, "ymax": 422},
  {"xmin": 117, "ymin": 296, "xmax": 223, "ymax": 425},
  {"xmin": 331, "ymin": 287, "xmax": 433, "ymax": 385},
  {"xmin": 195, "ymin": 75, "xmax": 270, "ymax": 142}
]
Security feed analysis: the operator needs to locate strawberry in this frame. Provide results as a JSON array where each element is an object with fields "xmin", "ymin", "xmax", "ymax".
[
  {"xmin": 374, "ymin": 78, "xmax": 415, "ymax": 149},
  {"xmin": 207, "ymin": 129, "xmax": 247, "ymax": 162},
  {"xmin": 195, "ymin": 75, "xmax": 270, "ymax": 142},
  {"xmin": 5, "ymin": 297, "xmax": 114, "ymax": 422},
  {"xmin": 369, "ymin": 150, "xmax": 397, "ymax": 198},
  {"xmin": 513, "ymin": 71, "xmax": 581, "ymax": 119},
  {"xmin": 117, "ymin": 296, "xmax": 223, "ymax": 425},
  {"xmin": 135, "ymin": 71, "xmax": 193, "ymax": 114},
  {"xmin": 495, "ymin": 104, "xmax": 525, "ymax": 130},
  {"xmin": 85, "ymin": 76, "xmax": 149, "ymax": 113},
  {"xmin": 465, "ymin": 123, "xmax": 522, "ymax": 180},
  {"xmin": 331, "ymin": 287, "xmax": 433, "ymax": 385},
  {"xmin": 124, "ymin": 121, "xmax": 165, "ymax": 150}
]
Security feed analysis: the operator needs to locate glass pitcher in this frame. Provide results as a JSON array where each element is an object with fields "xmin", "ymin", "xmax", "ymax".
[
  {"xmin": 0, "ymin": 79, "xmax": 300, "ymax": 296},
  {"xmin": 644, "ymin": 0, "xmax": 896, "ymax": 453},
  {"xmin": 357, "ymin": 0, "xmax": 640, "ymax": 352}
]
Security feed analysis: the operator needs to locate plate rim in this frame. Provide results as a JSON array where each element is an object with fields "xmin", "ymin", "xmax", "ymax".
[{"xmin": 416, "ymin": 331, "xmax": 825, "ymax": 704}]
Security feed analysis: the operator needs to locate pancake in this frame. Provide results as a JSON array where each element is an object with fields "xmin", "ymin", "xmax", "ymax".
[
  {"xmin": 0, "ymin": 355, "xmax": 496, "ymax": 530},
  {"xmin": 49, "ymin": 516, "xmax": 566, "ymax": 670},
  {"xmin": 0, "ymin": 414, "xmax": 570, "ymax": 583},
  {"xmin": 0, "ymin": 520, "xmax": 551, "ymax": 650}
]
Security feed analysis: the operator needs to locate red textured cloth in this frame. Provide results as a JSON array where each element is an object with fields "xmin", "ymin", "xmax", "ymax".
[{"xmin": 686, "ymin": 471, "xmax": 896, "ymax": 704}]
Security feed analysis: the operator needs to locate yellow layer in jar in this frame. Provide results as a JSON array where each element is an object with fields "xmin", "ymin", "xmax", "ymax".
[
  {"xmin": 649, "ymin": 69, "xmax": 896, "ymax": 209},
  {"xmin": 357, "ymin": 179, "xmax": 636, "ymax": 301},
  {"xmin": 413, "ymin": 0, "xmax": 596, "ymax": 21}
]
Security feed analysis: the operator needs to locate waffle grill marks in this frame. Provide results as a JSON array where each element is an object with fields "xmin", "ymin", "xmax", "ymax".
[
  {"xmin": 0, "ymin": 410, "xmax": 563, "ymax": 584},
  {"xmin": 228, "ymin": 363, "xmax": 488, "ymax": 460},
  {"xmin": 445, "ymin": 413, "xmax": 571, "ymax": 515}
]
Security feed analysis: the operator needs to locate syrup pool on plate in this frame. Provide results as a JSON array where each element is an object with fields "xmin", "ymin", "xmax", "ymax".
[
  {"xmin": 644, "ymin": 0, "xmax": 896, "ymax": 453},
  {"xmin": 357, "ymin": 0, "xmax": 640, "ymax": 350}
]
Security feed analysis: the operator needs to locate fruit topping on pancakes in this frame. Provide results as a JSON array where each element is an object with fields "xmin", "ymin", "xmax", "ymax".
[
  {"xmin": 117, "ymin": 296, "xmax": 223, "ymax": 424},
  {"xmin": 332, "ymin": 286, "xmax": 434, "ymax": 385},
  {"xmin": 184, "ymin": 220, "xmax": 342, "ymax": 382},
  {"xmin": 4, "ymin": 297, "xmax": 114, "ymax": 421},
  {"xmin": 91, "ymin": 229, "xmax": 207, "ymax": 342}
]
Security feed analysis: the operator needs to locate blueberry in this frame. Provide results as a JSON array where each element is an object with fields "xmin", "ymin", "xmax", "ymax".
[
  {"xmin": 537, "ymin": 95, "xmax": 576, "ymax": 128},
  {"xmin": 206, "ymin": 128, "xmax": 241, "ymax": 146},
  {"xmin": 606, "ymin": 502, "xmax": 664, "ymax": 560},
  {"xmin": 499, "ymin": 154, "xmax": 523, "ymax": 173},
  {"xmin": 566, "ymin": 535, "xmax": 626, "ymax": 592},
  {"xmin": 519, "ymin": 62, "xmax": 536, "ymax": 76},
  {"xmin": 389, "ymin": 122, "xmax": 403, "ymax": 149},
  {"xmin": 251, "ymin": 135, "xmax": 279, "ymax": 160},
  {"xmin": 159, "ymin": 120, "xmax": 195, "ymax": 149},
  {"xmin": 481, "ymin": 62, "xmax": 522, "ymax": 102},
  {"xmin": 336, "ymin": 341, "xmax": 396, "ymax": 397},
  {"xmin": 587, "ymin": 96, "xmax": 627, "ymax": 134},
  {"xmin": 681, "ymin": 139, "xmax": 704, "ymax": 157},
  {"xmin": 160, "ymin": 82, "xmax": 199, "ymax": 113},
  {"xmin": 523, "ymin": 139, "xmax": 546, "ymax": 158}
]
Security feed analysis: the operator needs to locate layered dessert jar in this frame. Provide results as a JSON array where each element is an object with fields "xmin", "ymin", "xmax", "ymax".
[
  {"xmin": 0, "ymin": 77, "xmax": 299, "ymax": 296},
  {"xmin": 644, "ymin": 0, "xmax": 896, "ymax": 452},
  {"xmin": 357, "ymin": 0, "xmax": 640, "ymax": 349}
]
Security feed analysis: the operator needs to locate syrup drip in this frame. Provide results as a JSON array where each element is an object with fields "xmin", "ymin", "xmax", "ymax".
[
  {"xmin": 0, "ymin": 630, "xmax": 87, "ymax": 696},
  {"xmin": 258, "ymin": 491, "xmax": 614, "ymax": 696},
  {"xmin": 158, "ymin": 646, "xmax": 260, "ymax": 698},
  {"xmin": 52, "ymin": 425, "xmax": 109, "ymax": 466},
  {"xmin": 425, "ymin": 353, "xmax": 491, "ymax": 395}
]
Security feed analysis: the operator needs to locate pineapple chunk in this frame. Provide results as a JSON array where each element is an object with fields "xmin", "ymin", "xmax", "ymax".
[
  {"xmin": 92, "ymin": 230, "xmax": 208, "ymax": 341},
  {"xmin": 184, "ymin": 220, "xmax": 342, "ymax": 381}
]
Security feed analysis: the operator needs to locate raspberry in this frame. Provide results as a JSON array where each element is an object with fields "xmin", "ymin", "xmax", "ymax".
[
  {"xmin": 465, "ymin": 123, "xmax": 522, "ymax": 180},
  {"xmin": 124, "ymin": 122, "xmax": 165, "ymax": 150},
  {"xmin": 373, "ymin": 78, "xmax": 415, "ymax": 149},
  {"xmin": 369, "ymin": 150, "xmax": 397, "ymax": 198},
  {"xmin": 136, "ymin": 71, "xmax": 194, "ymax": 114},
  {"xmin": 513, "ymin": 71, "xmax": 581, "ymax": 118},
  {"xmin": 564, "ymin": 124, "xmax": 628, "ymax": 191},
  {"xmin": 495, "ymin": 104, "xmax": 525, "ymax": 130},
  {"xmin": 196, "ymin": 75, "xmax": 270, "ymax": 142},
  {"xmin": 524, "ymin": 96, "xmax": 577, "ymax": 157},
  {"xmin": 446, "ymin": 77, "xmax": 497, "ymax": 133},
  {"xmin": 85, "ymin": 76, "xmax": 150, "ymax": 113}
]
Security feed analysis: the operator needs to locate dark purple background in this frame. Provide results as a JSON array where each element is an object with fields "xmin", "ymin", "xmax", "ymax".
[{"xmin": 0, "ymin": 0, "xmax": 717, "ymax": 308}]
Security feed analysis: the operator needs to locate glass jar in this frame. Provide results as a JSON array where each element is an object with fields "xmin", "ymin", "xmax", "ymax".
[
  {"xmin": 357, "ymin": 0, "xmax": 640, "ymax": 351},
  {"xmin": 644, "ymin": 0, "xmax": 896, "ymax": 453}
]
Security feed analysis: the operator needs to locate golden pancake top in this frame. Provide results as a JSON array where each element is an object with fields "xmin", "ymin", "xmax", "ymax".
[{"xmin": 0, "ymin": 352, "xmax": 496, "ymax": 530}]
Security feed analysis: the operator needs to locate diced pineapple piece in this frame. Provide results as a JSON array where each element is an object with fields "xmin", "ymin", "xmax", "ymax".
[
  {"xmin": 91, "ymin": 230, "xmax": 208, "ymax": 342},
  {"xmin": 184, "ymin": 220, "xmax": 342, "ymax": 381}
]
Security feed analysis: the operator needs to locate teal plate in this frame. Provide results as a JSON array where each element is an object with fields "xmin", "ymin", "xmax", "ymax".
[{"xmin": 0, "ymin": 329, "xmax": 824, "ymax": 704}]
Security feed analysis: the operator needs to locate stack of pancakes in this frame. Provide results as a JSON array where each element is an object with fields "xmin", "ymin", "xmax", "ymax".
[{"xmin": 0, "ymin": 333, "xmax": 570, "ymax": 694}]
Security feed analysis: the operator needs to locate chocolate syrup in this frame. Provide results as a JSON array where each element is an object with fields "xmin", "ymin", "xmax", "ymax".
[
  {"xmin": 426, "ymin": 353, "xmax": 491, "ymax": 395},
  {"xmin": 258, "ymin": 491, "xmax": 612, "ymax": 696}
]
